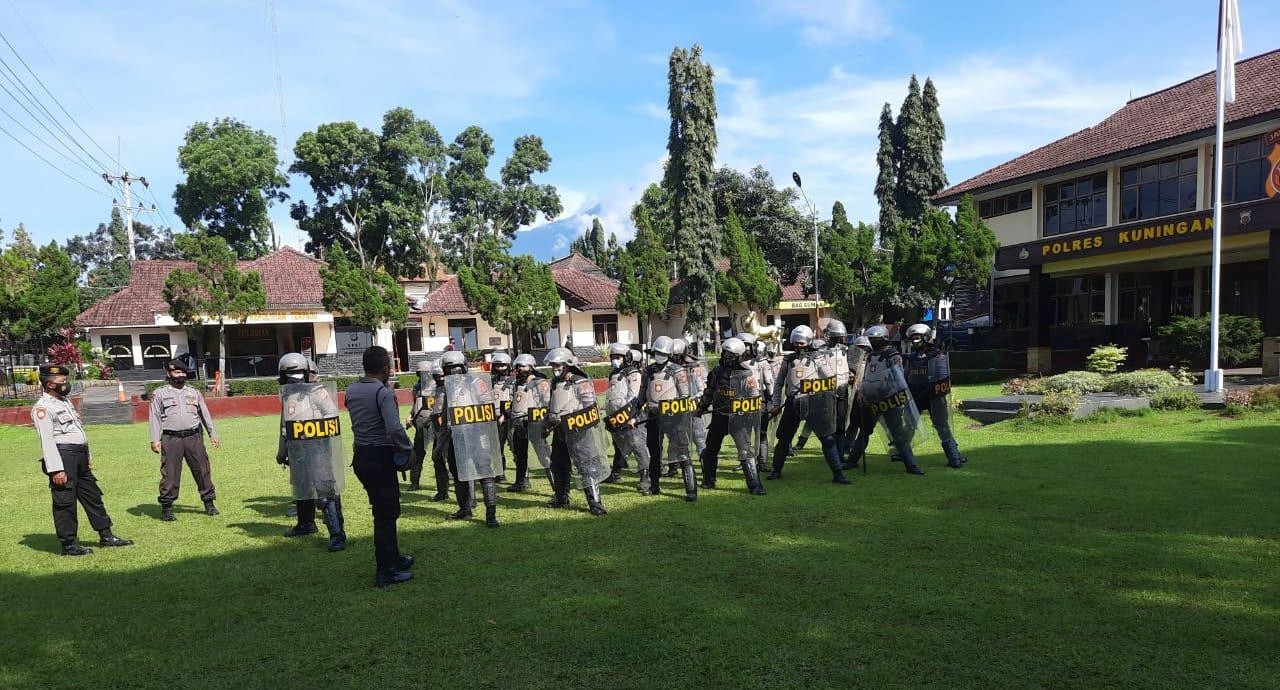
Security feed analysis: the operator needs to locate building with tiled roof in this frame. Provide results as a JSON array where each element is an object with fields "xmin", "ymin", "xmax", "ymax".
[
  {"xmin": 74, "ymin": 247, "xmax": 391, "ymax": 379},
  {"xmin": 935, "ymin": 49, "xmax": 1280, "ymax": 375},
  {"xmin": 407, "ymin": 253, "xmax": 638, "ymax": 356}
]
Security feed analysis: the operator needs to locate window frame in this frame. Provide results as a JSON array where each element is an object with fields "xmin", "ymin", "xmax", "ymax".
[
  {"xmin": 1043, "ymin": 172, "xmax": 1108, "ymax": 237},
  {"xmin": 591, "ymin": 314, "xmax": 619, "ymax": 346},
  {"xmin": 1119, "ymin": 151, "xmax": 1198, "ymax": 222}
]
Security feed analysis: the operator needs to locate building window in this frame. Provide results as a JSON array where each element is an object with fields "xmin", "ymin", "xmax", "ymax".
[
  {"xmin": 1117, "ymin": 272, "xmax": 1154, "ymax": 324},
  {"xmin": 1051, "ymin": 275, "xmax": 1105, "ymax": 326},
  {"xmin": 1044, "ymin": 173, "xmax": 1107, "ymax": 236},
  {"xmin": 447, "ymin": 319, "xmax": 478, "ymax": 351},
  {"xmin": 1221, "ymin": 134, "xmax": 1270, "ymax": 204},
  {"xmin": 1170, "ymin": 268, "xmax": 1195, "ymax": 318},
  {"xmin": 140, "ymin": 334, "xmax": 171, "ymax": 370},
  {"xmin": 405, "ymin": 326, "xmax": 423, "ymax": 353},
  {"xmin": 101, "ymin": 334, "xmax": 133, "ymax": 371},
  {"xmin": 592, "ymin": 314, "xmax": 618, "ymax": 345},
  {"xmin": 978, "ymin": 189, "xmax": 1032, "ymax": 219},
  {"xmin": 1120, "ymin": 151, "xmax": 1197, "ymax": 222},
  {"xmin": 993, "ymin": 282, "xmax": 1029, "ymax": 330}
]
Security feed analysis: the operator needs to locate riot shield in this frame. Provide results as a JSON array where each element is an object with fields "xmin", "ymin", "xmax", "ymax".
[
  {"xmin": 444, "ymin": 373, "xmax": 503, "ymax": 482},
  {"xmin": 521, "ymin": 378, "xmax": 552, "ymax": 470},
  {"xmin": 562, "ymin": 404, "xmax": 611, "ymax": 488},
  {"xmin": 726, "ymin": 369, "xmax": 762, "ymax": 465},
  {"xmin": 878, "ymin": 393, "xmax": 931, "ymax": 451},
  {"xmin": 801, "ymin": 352, "xmax": 838, "ymax": 437},
  {"xmin": 604, "ymin": 378, "xmax": 636, "ymax": 431},
  {"xmin": 860, "ymin": 355, "xmax": 911, "ymax": 413},
  {"xmin": 281, "ymin": 382, "xmax": 345, "ymax": 501}
]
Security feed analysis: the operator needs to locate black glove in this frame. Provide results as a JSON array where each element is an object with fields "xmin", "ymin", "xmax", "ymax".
[
  {"xmin": 392, "ymin": 450, "xmax": 410, "ymax": 469},
  {"xmin": 276, "ymin": 453, "xmax": 289, "ymax": 466}
]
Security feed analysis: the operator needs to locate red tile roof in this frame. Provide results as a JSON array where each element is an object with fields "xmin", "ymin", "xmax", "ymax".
[
  {"xmin": 549, "ymin": 253, "xmax": 606, "ymax": 276},
  {"xmin": 76, "ymin": 246, "xmax": 327, "ymax": 328},
  {"xmin": 936, "ymin": 49, "xmax": 1280, "ymax": 203},
  {"xmin": 413, "ymin": 275, "xmax": 473, "ymax": 315},
  {"xmin": 553, "ymin": 268, "xmax": 618, "ymax": 310}
]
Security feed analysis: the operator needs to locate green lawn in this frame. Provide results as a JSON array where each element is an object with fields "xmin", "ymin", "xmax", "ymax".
[{"xmin": 1, "ymin": 386, "xmax": 1278, "ymax": 689}]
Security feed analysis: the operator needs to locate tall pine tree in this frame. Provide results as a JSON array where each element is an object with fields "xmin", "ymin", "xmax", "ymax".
[
  {"xmin": 716, "ymin": 208, "xmax": 780, "ymax": 319},
  {"xmin": 616, "ymin": 206, "xmax": 671, "ymax": 344},
  {"xmin": 820, "ymin": 201, "xmax": 894, "ymax": 326},
  {"xmin": 874, "ymin": 104, "xmax": 899, "ymax": 244},
  {"xmin": 663, "ymin": 44, "xmax": 719, "ymax": 346},
  {"xmin": 895, "ymin": 75, "xmax": 935, "ymax": 223},
  {"xmin": 921, "ymin": 78, "xmax": 948, "ymax": 198}
]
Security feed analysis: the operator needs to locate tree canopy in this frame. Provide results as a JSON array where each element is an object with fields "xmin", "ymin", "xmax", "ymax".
[
  {"xmin": 615, "ymin": 205, "xmax": 671, "ymax": 344},
  {"xmin": 319, "ymin": 244, "xmax": 409, "ymax": 333},
  {"xmin": 456, "ymin": 235, "xmax": 560, "ymax": 351},
  {"xmin": 163, "ymin": 233, "xmax": 266, "ymax": 377}
]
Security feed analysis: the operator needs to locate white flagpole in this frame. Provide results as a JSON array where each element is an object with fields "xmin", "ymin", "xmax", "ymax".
[{"xmin": 1206, "ymin": 0, "xmax": 1242, "ymax": 393}]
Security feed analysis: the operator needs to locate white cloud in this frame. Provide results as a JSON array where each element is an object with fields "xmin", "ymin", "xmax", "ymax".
[
  {"xmin": 552, "ymin": 234, "xmax": 568, "ymax": 252},
  {"xmin": 758, "ymin": 0, "xmax": 893, "ymax": 44}
]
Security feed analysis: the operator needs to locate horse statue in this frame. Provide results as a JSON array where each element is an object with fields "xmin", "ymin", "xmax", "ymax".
[{"xmin": 741, "ymin": 310, "xmax": 782, "ymax": 353}]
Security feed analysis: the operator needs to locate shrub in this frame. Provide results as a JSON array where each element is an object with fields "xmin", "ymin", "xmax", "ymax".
[
  {"xmin": 1251, "ymin": 384, "xmax": 1280, "ymax": 411},
  {"xmin": 1086, "ymin": 344, "xmax": 1127, "ymax": 374},
  {"xmin": 1105, "ymin": 369, "xmax": 1179, "ymax": 397},
  {"xmin": 1081, "ymin": 407, "xmax": 1151, "ymax": 423},
  {"xmin": 1001, "ymin": 375, "xmax": 1043, "ymax": 395},
  {"xmin": 1021, "ymin": 389, "xmax": 1078, "ymax": 421},
  {"xmin": 1157, "ymin": 314, "xmax": 1263, "ymax": 366},
  {"xmin": 1168, "ymin": 366, "xmax": 1197, "ymax": 385},
  {"xmin": 1041, "ymin": 371, "xmax": 1106, "ymax": 395},
  {"xmin": 1150, "ymin": 388, "xmax": 1201, "ymax": 411},
  {"xmin": 227, "ymin": 379, "xmax": 282, "ymax": 397},
  {"xmin": 0, "ymin": 397, "xmax": 35, "ymax": 408}
]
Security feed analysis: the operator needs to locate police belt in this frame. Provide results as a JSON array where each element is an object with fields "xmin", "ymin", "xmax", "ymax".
[
  {"xmin": 55, "ymin": 443, "xmax": 87, "ymax": 452},
  {"xmin": 162, "ymin": 426, "xmax": 202, "ymax": 438}
]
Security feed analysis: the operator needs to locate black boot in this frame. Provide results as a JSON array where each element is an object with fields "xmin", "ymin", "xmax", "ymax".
[
  {"xmin": 584, "ymin": 483, "xmax": 608, "ymax": 516},
  {"xmin": 943, "ymin": 440, "xmax": 967, "ymax": 468},
  {"xmin": 375, "ymin": 570, "xmax": 413, "ymax": 588},
  {"xmin": 481, "ymin": 478, "xmax": 500, "ymax": 528},
  {"xmin": 741, "ymin": 459, "xmax": 767, "ymax": 495},
  {"xmin": 825, "ymin": 443, "xmax": 852, "ymax": 485},
  {"xmin": 547, "ymin": 492, "xmax": 571, "ymax": 508},
  {"xmin": 160, "ymin": 504, "xmax": 176, "ymax": 522},
  {"xmin": 203, "ymin": 500, "xmax": 219, "ymax": 516},
  {"xmin": 602, "ymin": 469, "xmax": 622, "ymax": 484},
  {"xmin": 284, "ymin": 499, "xmax": 318, "ymax": 537},
  {"xmin": 61, "ymin": 541, "xmax": 92, "ymax": 556},
  {"xmin": 637, "ymin": 469, "xmax": 651, "ymax": 494},
  {"xmin": 430, "ymin": 470, "xmax": 450, "ymax": 501},
  {"xmin": 448, "ymin": 480, "xmax": 474, "ymax": 520},
  {"xmin": 700, "ymin": 455, "xmax": 716, "ymax": 489},
  {"xmin": 320, "ymin": 499, "xmax": 347, "ymax": 551},
  {"xmin": 98, "ymin": 529, "xmax": 134, "ymax": 547},
  {"xmin": 506, "ymin": 477, "xmax": 532, "ymax": 492},
  {"xmin": 681, "ymin": 461, "xmax": 698, "ymax": 502}
]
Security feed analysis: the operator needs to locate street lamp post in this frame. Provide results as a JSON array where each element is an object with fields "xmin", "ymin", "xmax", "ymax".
[{"xmin": 792, "ymin": 172, "xmax": 821, "ymax": 335}]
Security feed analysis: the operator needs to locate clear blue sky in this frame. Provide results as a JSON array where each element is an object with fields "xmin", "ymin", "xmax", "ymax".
[{"xmin": 1, "ymin": 0, "xmax": 1276, "ymax": 260}]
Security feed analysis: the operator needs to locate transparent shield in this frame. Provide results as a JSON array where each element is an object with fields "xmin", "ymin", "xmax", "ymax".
[
  {"xmin": 444, "ymin": 373, "xmax": 502, "ymax": 482},
  {"xmin": 281, "ymin": 382, "xmax": 346, "ymax": 500},
  {"xmin": 565, "ymin": 410, "xmax": 610, "ymax": 488}
]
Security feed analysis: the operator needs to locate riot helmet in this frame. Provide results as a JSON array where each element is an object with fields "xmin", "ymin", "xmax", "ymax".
[
  {"xmin": 278, "ymin": 352, "xmax": 308, "ymax": 384},
  {"xmin": 906, "ymin": 323, "xmax": 932, "ymax": 350},
  {"xmin": 737, "ymin": 332, "xmax": 759, "ymax": 357},
  {"xmin": 543, "ymin": 347, "xmax": 575, "ymax": 379},
  {"xmin": 431, "ymin": 360, "xmax": 445, "ymax": 384},
  {"xmin": 789, "ymin": 325, "xmax": 815, "ymax": 350},
  {"xmin": 513, "ymin": 353, "xmax": 537, "ymax": 379},
  {"xmin": 853, "ymin": 336, "xmax": 872, "ymax": 352},
  {"xmin": 608, "ymin": 343, "xmax": 629, "ymax": 371},
  {"xmin": 649, "ymin": 336, "xmax": 674, "ymax": 365},
  {"xmin": 440, "ymin": 350, "xmax": 468, "ymax": 375},
  {"xmin": 721, "ymin": 337, "xmax": 746, "ymax": 366},
  {"xmin": 824, "ymin": 319, "xmax": 848, "ymax": 346},
  {"xmin": 864, "ymin": 325, "xmax": 891, "ymax": 350},
  {"xmin": 490, "ymin": 351, "xmax": 512, "ymax": 377}
]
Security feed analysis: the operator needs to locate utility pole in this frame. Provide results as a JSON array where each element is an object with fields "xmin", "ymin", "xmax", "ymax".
[
  {"xmin": 792, "ymin": 172, "xmax": 822, "ymax": 335},
  {"xmin": 102, "ymin": 172, "xmax": 155, "ymax": 261}
]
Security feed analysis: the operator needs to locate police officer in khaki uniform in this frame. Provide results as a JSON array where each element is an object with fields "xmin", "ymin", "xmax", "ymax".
[
  {"xmin": 31, "ymin": 364, "xmax": 133, "ymax": 556},
  {"xmin": 149, "ymin": 359, "xmax": 220, "ymax": 521}
]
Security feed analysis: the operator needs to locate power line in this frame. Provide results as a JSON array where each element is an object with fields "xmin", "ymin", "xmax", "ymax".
[
  {"xmin": 0, "ymin": 69, "xmax": 103, "ymax": 174},
  {"xmin": 0, "ymin": 121, "xmax": 110, "ymax": 198},
  {"xmin": 0, "ymin": 100, "xmax": 101, "ymax": 175}
]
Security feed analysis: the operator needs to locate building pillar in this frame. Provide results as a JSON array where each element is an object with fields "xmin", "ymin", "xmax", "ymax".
[
  {"xmin": 1026, "ymin": 266, "xmax": 1053, "ymax": 374},
  {"xmin": 1264, "ymin": 229, "xmax": 1280, "ymax": 376}
]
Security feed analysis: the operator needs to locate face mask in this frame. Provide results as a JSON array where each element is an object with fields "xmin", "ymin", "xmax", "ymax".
[
  {"xmin": 655, "ymin": 354, "xmax": 669, "ymax": 365},
  {"xmin": 52, "ymin": 382, "xmax": 70, "ymax": 397},
  {"xmin": 169, "ymin": 376, "xmax": 187, "ymax": 388},
  {"xmin": 610, "ymin": 359, "xmax": 622, "ymax": 370},
  {"xmin": 288, "ymin": 373, "xmax": 304, "ymax": 382}
]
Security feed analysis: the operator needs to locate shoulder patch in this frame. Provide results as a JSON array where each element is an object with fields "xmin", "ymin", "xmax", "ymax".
[{"xmin": 35, "ymin": 407, "xmax": 46, "ymax": 419}]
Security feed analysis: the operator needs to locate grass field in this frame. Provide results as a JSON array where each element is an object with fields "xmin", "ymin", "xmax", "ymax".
[{"xmin": 1, "ymin": 385, "xmax": 1278, "ymax": 689}]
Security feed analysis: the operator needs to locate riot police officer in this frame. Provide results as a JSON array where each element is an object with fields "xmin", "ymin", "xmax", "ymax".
[
  {"xmin": 644, "ymin": 336, "xmax": 700, "ymax": 501},
  {"xmin": 673, "ymin": 338, "xmax": 709, "ymax": 460},
  {"xmin": 737, "ymin": 332, "xmax": 773, "ymax": 473},
  {"xmin": 642, "ymin": 337, "xmax": 672, "ymax": 491},
  {"xmin": 905, "ymin": 324, "xmax": 967, "ymax": 468},
  {"xmin": 766, "ymin": 326, "xmax": 850, "ymax": 485},
  {"xmin": 604, "ymin": 343, "xmax": 651, "ymax": 493},
  {"xmin": 842, "ymin": 336, "xmax": 874, "ymax": 469},
  {"xmin": 405, "ymin": 359, "xmax": 435, "ymax": 491},
  {"xmin": 544, "ymin": 348, "xmax": 609, "ymax": 515},
  {"xmin": 490, "ymin": 352, "xmax": 515, "ymax": 481},
  {"xmin": 696, "ymin": 338, "xmax": 767, "ymax": 495},
  {"xmin": 439, "ymin": 350, "xmax": 502, "ymax": 527},
  {"xmin": 847, "ymin": 326, "xmax": 926, "ymax": 476},
  {"xmin": 148, "ymin": 358, "xmax": 220, "ymax": 520},
  {"xmin": 31, "ymin": 364, "xmax": 133, "ymax": 556},
  {"xmin": 424, "ymin": 362, "xmax": 451, "ymax": 501},
  {"xmin": 276, "ymin": 353, "xmax": 347, "ymax": 552},
  {"xmin": 507, "ymin": 353, "xmax": 548, "ymax": 492}
]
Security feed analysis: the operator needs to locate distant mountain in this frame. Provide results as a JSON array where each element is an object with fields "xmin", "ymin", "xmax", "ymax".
[{"xmin": 511, "ymin": 204, "xmax": 603, "ymax": 261}]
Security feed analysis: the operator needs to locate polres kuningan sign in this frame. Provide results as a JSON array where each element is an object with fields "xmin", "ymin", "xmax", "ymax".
[{"xmin": 995, "ymin": 197, "xmax": 1280, "ymax": 270}]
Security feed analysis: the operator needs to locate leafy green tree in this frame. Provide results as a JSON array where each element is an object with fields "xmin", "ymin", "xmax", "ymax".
[
  {"xmin": 949, "ymin": 194, "xmax": 999, "ymax": 292},
  {"xmin": 820, "ymin": 202, "xmax": 894, "ymax": 325},
  {"xmin": 894, "ymin": 75, "xmax": 934, "ymax": 225},
  {"xmin": 64, "ymin": 208, "xmax": 178, "ymax": 308},
  {"xmin": 569, "ymin": 217, "xmax": 608, "ymax": 264},
  {"xmin": 0, "ymin": 232, "xmax": 35, "ymax": 337},
  {"xmin": 442, "ymin": 127, "xmax": 562, "ymax": 267},
  {"xmin": 376, "ymin": 107, "xmax": 449, "ymax": 277},
  {"xmin": 163, "ymin": 233, "xmax": 267, "ymax": 379},
  {"xmin": 289, "ymin": 120, "xmax": 383, "ymax": 267},
  {"xmin": 174, "ymin": 118, "xmax": 288, "ymax": 258},
  {"xmin": 664, "ymin": 44, "xmax": 719, "ymax": 345},
  {"xmin": 921, "ymin": 78, "xmax": 948, "ymax": 199},
  {"xmin": 319, "ymin": 245, "xmax": 409, "ymax": 335},
  {"xmin": 9, "ymin": 242, "xmax": 79, "ymax": 341},
  {"xmin": 716, "ymin": 208, "xmax": 780, "ymax": 321},
  {"xmin": 616, "ymin": 206, "xmax": 671, "ymax": 344},
  {"xmin": 456, "ymin": 236, "xmax": 559, "ymax": 351},
  {"xmin": 604, "ymin": 232, "xmax": 622, "ymax": 279},
  {"xmin": 874, "ymin": 104, "xmax": 899, "ymax": 242},
  {"xmin": 711, "ymin": 165, "xmax": 812, "ymax": 284},
  {"xmin": 633, "ymin": 183, "xmax": 675, "ymax": 253}
]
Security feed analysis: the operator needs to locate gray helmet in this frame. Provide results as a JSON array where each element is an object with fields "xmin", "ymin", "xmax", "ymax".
[
  {"xmin": 543, "ymin": 347, "xmax": 574, "ymax": 366},
  {"xmin": 737, "ymin": 332, "xmax": 758, "ymax": 356},
  {"xmin": 513, "ymin": 353, "xmax": 537, "ymax": 369},
  {"xmin": 721, "ymin": 337, "xmax": 746, "ymax": 359},
  {"xmin": 671, "ymin": 338, "xmax": 688, "ymax": 357},
  {"xmin": 649, "ymin": 336, "xmax": 675, "ymax": 357},
  {"xmin": 624, "ymin": 347, "xmax": 642, "ymax": 365},
  {"xmin": 789, "ymin": 325, "xmax": 814, "ymax": 348},
  {"xmin": 825, "ymin": 319, "xmax": 848, "ymax": 341},
  {"xmin": 416, "ymin": 359, "xmax": 433, "ymax": 374},
  {"xmin": 906, "ymin": 323, "xmax": 932, "ymax": 342},
  {"xmin": 430, "ymin": 361, "xmax": 444, "ymax": 376},
  {"xmin": 440, "ymin": 350, "xmax": 467, "ymax": 370},
  {"xmin": 607, "ymin": 343, "xmax": 630, "ymax": 358},
  {"xmin": 279, "ymin": 352, "xmax": 308, "ymax": 375},
  {"xmin": 306, "ymin": 358, "xmax": 319, "ymax": 376},
  {"xmin": 490, "ymin": 352, "xmax": 512, "ymax": 367},
  {"xmin": 864, "ymin": 325, "xmax": 890, "ymax": 341},
  {"xmin": 854, "ymin": 336, "xmax": 872, "ymax": 351}
]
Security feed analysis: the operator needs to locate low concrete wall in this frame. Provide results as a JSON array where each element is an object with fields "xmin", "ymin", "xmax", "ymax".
[
  {"xmin": 0, "ymin": 397, "xmax": 82, "ymax": 426},
  {"xmin": 127, "ymin": 388, "xmax": 416, "ymax": 424}
]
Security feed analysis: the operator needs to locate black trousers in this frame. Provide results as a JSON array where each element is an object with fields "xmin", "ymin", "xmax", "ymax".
[
  {"xmin": 700, "ymin": 414, "xmax": 730, "ymax": 482},
  {"xmin": 158, "ymin": 432, "xmax": 215, "ymax": 506},
  {"xmin": 46, "ymin": 444, "xmax": 112, "ymax": 544},
  {"xmin": 771, "ymin": 405, "xmax": 804, "ymax": 469},
  {"xmin": 509, "ymin": 423, "xmax": 530, "ymax": 483},
  {"xmin": 352, "ymin": 445, "xmax": 401, "ymax": 574},
  {"xmin": 430, "ymin": 427, "xmax": 450, "ymax": 495},
  {"xmin": 408, "ymin": 425, "xmax": 427, "ymax": 486},
  {"xmin": 844, "ymin": 398, "xmax": 878, "ymax": 462},
  {"xmin": 646, "ymin": 418, "xmax": 663, "ymax": 479},
  {"xmin": 550, "ymin": 429, "xmax": 572, "ymax": 495}
]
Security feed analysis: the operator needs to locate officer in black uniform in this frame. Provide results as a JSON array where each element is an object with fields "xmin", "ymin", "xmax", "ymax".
[
  {"xmin": 642, "ymin": 337, "xmax": 675, "ymax": 492},
  {"xmin": 846, "ymin": 326, "xmax": 926, "ymax": 476},
  {"xmin": 506, "ymin": 353, "xmax": 543, "ymax": 493},
  {"xmin": 425, "ymin": 362, "xmax": 451, "ymax": 502},
  {"xmin": 490, "ymin": 352, "xmax": 514, "ymax": 482},
  {"xmin": 31, "ymin": 364, "xmax": 133, "ymax": 555},
  {"xmin": 696, "ymin": 337, "xmax": 767, "ymax": 495},
  {"xmin": 405, "ymin": 359, "xmax": 435, "ymax": 491},
  {"xmin": 344, "ymin": 346, "xmax": 414, "ymax": 588}
]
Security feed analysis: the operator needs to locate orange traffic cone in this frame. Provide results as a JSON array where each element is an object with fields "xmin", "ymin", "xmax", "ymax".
[{"xmin": 116, "ymin": 381, "xmax": 128, "ymax": 403}]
